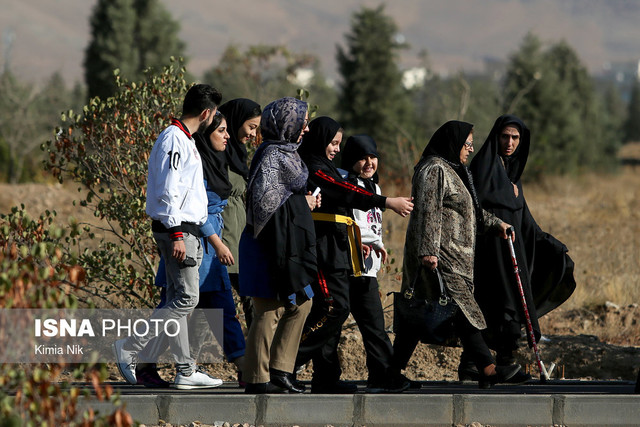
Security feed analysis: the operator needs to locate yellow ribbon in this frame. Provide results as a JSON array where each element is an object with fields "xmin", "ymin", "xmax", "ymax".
[{"xmin": 311, "ymin": 212, "xmax": 363, "ymax": 277}]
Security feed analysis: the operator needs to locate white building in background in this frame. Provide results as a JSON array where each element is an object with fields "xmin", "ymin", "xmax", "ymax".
[
  {"xmin": 402, "ymin": 67, "xmax": 427, "ymax": 90},
  {"xmin": 601, "ymin": 59, "xmax": 640, "ymax": 83},
  {"xmin": 288, "ymin": 68, "xmax": 315, "ymax": 87}
]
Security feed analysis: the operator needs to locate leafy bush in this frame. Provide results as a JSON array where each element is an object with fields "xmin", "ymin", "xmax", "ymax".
[
  {"xmin": 0, "ymin": 207, "xmax": 132, "ymax": 426},
  {"xmin": 43, "ymin": 58, "xmax": 190, "ymax": 308}
]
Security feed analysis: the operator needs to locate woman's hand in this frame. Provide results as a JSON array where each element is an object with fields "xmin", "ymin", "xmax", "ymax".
[
  {"xmin": 498, "ymin": 222, "xmax": 515, "ymax": 241},
  {"xmin": 386, "ymin": 197, "xmax": 414, "ymax": 217},
  {"xmin": 208, "ymin": 234, "xmax": 235, "ymax": 266},
  {"xmin": 375, "ymin": 246, "xmax": 388, "ymax": 264},
  {"xmin": 362, "ymin": 244, "xmax": 371, "ymax": 260},
  {"xmin": 421, "ymin": 255, "xmax": 438, "ymax": 271},
  {"xmin": 305, "ymin": 192, "xmax": 321, "ymax": 211}
]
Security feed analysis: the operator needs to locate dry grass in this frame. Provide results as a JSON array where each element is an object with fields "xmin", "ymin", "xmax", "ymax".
[
  {"xmin": 378, "ymin": 143, "xmax": 640, "ymax": 309},
  {"xmin": 2, "ymin": 144, "xmax": 639, "ymax": 310}
]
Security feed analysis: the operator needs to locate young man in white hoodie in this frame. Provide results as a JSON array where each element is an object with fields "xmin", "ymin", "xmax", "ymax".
[{"xmin": 114, "ymin": 84, "xmax": 224, "ymax": 389}]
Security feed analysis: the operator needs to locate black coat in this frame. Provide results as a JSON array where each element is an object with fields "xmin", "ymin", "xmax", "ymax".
[
  {"xmin": 470, "ymin": 115, "xmax": 576, "ymax": 350},
  {"xmin": 259, "ymin": 194, "xmax": 318, "ymax": 302},
  {"xmin": 298, "ymin": 117, "xmax": 387, "ymax": 272}
]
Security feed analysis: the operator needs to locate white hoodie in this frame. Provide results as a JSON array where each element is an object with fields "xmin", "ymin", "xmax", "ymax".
[{"xmin": 352, "ymin": 177, "xmax": 384, "ymax": 277}]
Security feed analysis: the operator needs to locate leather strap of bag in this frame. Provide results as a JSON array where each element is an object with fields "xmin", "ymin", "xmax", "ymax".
[
  {"xmin": 403, "ymin": 265, "xmax": 421, "ymax": 299},
  {"xmin": 435, "ymin": 268, "xmax": 454, "ymax": 306},
  {"xmin": 403, "ymin": 265, "xmax": 450, "ymax": 302}
]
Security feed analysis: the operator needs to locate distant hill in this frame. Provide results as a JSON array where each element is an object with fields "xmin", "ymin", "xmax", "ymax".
[{"xmin": 2, "ymin": 0, "xmax": 640, "ymax": 86}]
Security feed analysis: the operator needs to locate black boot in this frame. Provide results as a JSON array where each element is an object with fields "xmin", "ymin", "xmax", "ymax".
[
  {"xmin": 458, "ymin": 353, "xmax": 480, "ymax": 382},
  {"xmin": 244, "ymin": 382, "xmax": 288, "ymax": 394},
  {"xmin": 270, "ymin": 369, "xmax": 306, "ymax": 393},
  {"xmin": 478, "ymin": 364, "xmax": 521, "ymax": 389},
  {"xmin": 496, "ymin": 353, "xmax": 532, "ymax": 384},
  {"xmin": 311, "ymin": 379, "xmax": 358, "ymax": 394}
]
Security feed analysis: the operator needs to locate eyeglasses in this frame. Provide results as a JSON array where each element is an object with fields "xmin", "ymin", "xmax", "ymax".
[{"xmin": 463, "ymin": 141, "xmax": 474, "ymax": 149}]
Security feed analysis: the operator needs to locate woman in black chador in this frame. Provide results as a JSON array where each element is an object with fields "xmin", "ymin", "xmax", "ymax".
[
  {"xmin": 293, "ymin": 116, "xmax": 413, "ymax": 393},
  {"xmin": 467, "ymin": 114, "xmax": 576, "ymax": 381}
]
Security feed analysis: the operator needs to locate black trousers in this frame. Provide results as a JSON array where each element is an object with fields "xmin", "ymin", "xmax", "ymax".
[
  {"xmin": 296, "ymin": 268, "xmax": 351, "ymax": 384},
  {"xmin": 349, "ymin": 276, "xmax": 394, "ymax": 384},
  {"xmin": 392, "ymin": 310, "xmax": 495, "ymax": 373}
]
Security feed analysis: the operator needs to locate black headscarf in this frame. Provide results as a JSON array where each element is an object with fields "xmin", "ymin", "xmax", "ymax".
[
  {"xmin": 246, "ymin": 97, "xmax": 308, "ymax": 236},
  {"xmin": 418, "ymin": 120, "xmax": 482, "ymax": 228},
  {"xmin": 218, "ymin": 98, "xmax": 262, "ymax": 181},
  {"xmin": 420, "ymin": 120, "xmax": 473, "ymax": 164},
  {"xmin": 194, "ymin": 113, "xmax": 232, "ymax": 200},
  {"xmin": 470, "ymin": 115, "xmax": 574, "ymax": 348},
  {"xmin": 341, "ymin": 134, "xmax": 379, "ymax": 192},
  {"xmin": 470, "ymin": 114, "xmax": 531, "ymax": 212},
  {"xmin": 298, "ymin": 116, "xmax": 343, "ymax": 177}
]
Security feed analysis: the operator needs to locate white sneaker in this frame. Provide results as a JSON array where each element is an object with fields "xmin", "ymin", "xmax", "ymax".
[
  {"xmin": 173, "ymin": 369, "xmax": 223, "ymax": 390},
  {"xmin": 113, "ymin": 338, "xmax": 137, "ymax": 385}
]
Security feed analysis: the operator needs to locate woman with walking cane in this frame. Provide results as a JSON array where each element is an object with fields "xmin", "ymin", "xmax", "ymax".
[
  {"xmin": 390, "ymin": 120, "xmax": 520, "ymax": 389},
  {"xmin": 466, "ymin": 115, "xmax": 576, "ymax": 382}
]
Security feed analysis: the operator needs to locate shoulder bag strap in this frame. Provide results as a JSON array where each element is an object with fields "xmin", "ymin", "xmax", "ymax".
[
  {"xmin": 435, "ymin": 267, "xmax": 453, "ymax": 306},
  {"xmin": 403, "ymin": 264, "xmax": 423, "ymax": 299}
]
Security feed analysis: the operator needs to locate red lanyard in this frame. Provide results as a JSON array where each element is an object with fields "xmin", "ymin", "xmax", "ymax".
[{"xmin": 171, "ymin": 118, "xmax": 192, "ymax": 139}]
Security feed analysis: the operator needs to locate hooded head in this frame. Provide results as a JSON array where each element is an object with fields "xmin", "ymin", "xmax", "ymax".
[
  {"xmin": 473, "ymin": 114, "xmax": 530, "ymax": 183},
  {"xmin": 260, "ymin": 97, "xmax": 308, "ymax": 146},
  {"xmin": 420, "ymin": 120, "xmax": 474, "ymax": 166},
  {"xmin": 341, "ymin": 134, "xmax": 379, "ymax": 183},
  {"xmin": 298, "ymin": 116, "xmax": 343, "ymax": 161},
  {"xmin": 341, "ymin": 134, "xmax": 378, "ymax": 169},
  {"xmin": 469, "ymin": 114, "xmax": 531, "ymax": 211},
  {"xmin": 193, "ymin": 111, "xmax": 232, "ymax": 199},
  {"xmin": 246, "ymin": 97, "xmax": 309, "ymax": 236},
  {"xmin": 218, "ymin": 98, "xmax": 262, "ymax": 180}
]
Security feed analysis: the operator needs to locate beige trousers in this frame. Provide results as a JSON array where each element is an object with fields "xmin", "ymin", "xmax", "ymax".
[{"xmin": 243, "ymin": 296, "xmax": 312, "ymax": 384}]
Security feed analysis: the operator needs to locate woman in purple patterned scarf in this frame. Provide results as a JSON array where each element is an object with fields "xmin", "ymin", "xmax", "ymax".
[{"xmin": 239, "ymin": 97, "xmax": 321, "ymax": 393}]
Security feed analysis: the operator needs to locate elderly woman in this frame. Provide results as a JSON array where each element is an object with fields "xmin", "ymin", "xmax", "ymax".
[
  {"xmin": 239, "ymin": 97, "xmax": 320, "ymax": 394},
  {"xmin": 391, "ymin": 120, "xmax": 520, "ymax": 389},
  {"xmin": 467, "ymin": 115, "xmax": 575, "ymax": 382}
]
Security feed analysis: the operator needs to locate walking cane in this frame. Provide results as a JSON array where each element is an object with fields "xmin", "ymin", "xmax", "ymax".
[{"xmin": 505, "ymin": 227, "xmax": 554, "ymax": 381}]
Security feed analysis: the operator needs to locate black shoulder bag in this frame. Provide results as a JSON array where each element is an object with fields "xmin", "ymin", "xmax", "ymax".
[{"xmin": 392, "ymin": 267, "xmax": 460, "ymax": 346}]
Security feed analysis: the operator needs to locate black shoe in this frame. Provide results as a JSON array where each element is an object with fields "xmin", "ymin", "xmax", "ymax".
[
  {"xmin": 458, "ymin": 364, "xmax": 480, "ymax": 382},
  {"xmin": 505, "ymin": 368, "xmax": 533, "ymax": 384},
  {"xmin": 635, "ymin": 370, "xmax": 639, "ymax": 394},
  {"xmin": 388, "ymin": 369, "xmax": 421, "ymax": 390},
  {"xmin": 270, "ymin": 369, "xmax": 306, "ymax": 393},
  {"xmin": 478, "ymin": 364, "xmax": 521, "ymax": 389},
  {"xmin": 385, "ymin": 374, "xmax": 411, "ymax": 393},
  {"xmin": 311, "ymin": 380, "xmax": 358, "ymax": 394},
  {"xmin": 408, "ymin": 379, "xmax": 422, "ymax": 390},
  {"xmin": 364, "ymin": 382, "xmax": 386, "ymax": 394},
  {"xmin": 459, "ymin": 361, "xmax": 530, "ymax": 383},
  {"xmin": 135, "ymin": 364, "xmax": 171, "ymax": 388},
  {"xmin": 244, "ymin": 382, "xmax": 288, "ymax": 394},
  {"xmin": 237, "ymin": 370, "xmax": 247, "ymax": 389}
]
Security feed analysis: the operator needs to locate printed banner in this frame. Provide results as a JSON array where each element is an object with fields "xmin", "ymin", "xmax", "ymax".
[{"xmin": 0, "ymin": 308, "xmax": 224, "ymax": 363}]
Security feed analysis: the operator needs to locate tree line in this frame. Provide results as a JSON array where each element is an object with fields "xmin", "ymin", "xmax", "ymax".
[
  {"xmin": 1, "ymin": 3, "xmax": 639, "ymax": 421},
  {"xmin": 1, "ymin": 2, "xmax": 640, "ymax": 183}
]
